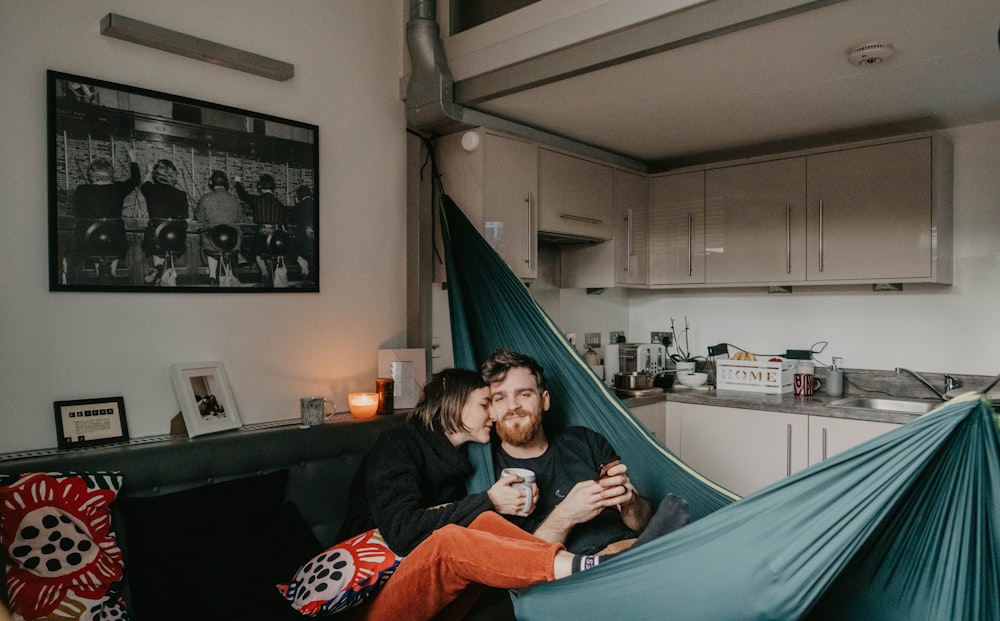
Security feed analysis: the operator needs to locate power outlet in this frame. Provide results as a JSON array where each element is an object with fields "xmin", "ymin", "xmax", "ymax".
[{"xmin": 651, "ymin": 331, "xmax": 673, "ymax": 347}]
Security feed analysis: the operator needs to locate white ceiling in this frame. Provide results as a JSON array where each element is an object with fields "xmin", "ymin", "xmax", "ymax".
[{"xmin": 460, "ymin": 0, "xmax": 1000, "ymax": 170}]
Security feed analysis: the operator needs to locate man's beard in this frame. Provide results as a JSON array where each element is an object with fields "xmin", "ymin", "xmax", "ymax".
[{"xmin": 495, "ymin": 408, "xmax": 544, "ymax": 446}]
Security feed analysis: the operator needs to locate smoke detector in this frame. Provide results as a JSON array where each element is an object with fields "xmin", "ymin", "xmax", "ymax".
[{"xmin": 848, "ymin": 41, "xmax": 894, "ymax": 66}]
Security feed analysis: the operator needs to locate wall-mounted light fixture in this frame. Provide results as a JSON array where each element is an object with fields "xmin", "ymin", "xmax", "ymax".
[{"xmin": 100, "ymin": 13, "xmax": 295, "ymax": 81}]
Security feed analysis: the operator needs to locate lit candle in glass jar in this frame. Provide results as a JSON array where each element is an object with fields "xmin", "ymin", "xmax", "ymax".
[{"xmin": 348, "ymin": 392, "xmax": 379, "ymax": 419}]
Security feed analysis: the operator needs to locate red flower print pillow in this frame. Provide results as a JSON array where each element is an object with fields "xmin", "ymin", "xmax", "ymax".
[
  {"xmin": 0, "ymin": 472, "xmax": 128, "ymax": 621},
  {"xmin": 276, "ymin": 528, "xmax": 401, "ymax": 616}
]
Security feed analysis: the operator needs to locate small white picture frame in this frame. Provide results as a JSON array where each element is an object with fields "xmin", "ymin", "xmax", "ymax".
[
  {"xmin": 377, "ymin": 348, "xmax": 427, "ymax": 410},
  {"xmin": 170, "ymin": 361, "xmax": 242, "ymax": 437}
]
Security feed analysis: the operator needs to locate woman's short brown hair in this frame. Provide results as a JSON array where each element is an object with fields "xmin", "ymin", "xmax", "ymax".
[{"xmin": 406, "ymin": 368, "xmax": 487, "ymax": 434}]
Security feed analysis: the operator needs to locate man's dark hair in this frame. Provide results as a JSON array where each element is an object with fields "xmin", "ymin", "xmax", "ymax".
[{"xmin": 480, "ymin": 348, "xmax": 547, "ymax": 391}]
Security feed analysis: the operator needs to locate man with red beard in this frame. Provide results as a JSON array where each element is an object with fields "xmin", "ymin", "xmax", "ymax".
[{"xmin": 483, "ymin": 349, "xmax": 691, "ymax": 556}]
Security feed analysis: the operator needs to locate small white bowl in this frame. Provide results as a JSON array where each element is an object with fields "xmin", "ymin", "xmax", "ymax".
[{"xmin": 677, "ymin": 372, "xmax": 708, "ymax": 388}]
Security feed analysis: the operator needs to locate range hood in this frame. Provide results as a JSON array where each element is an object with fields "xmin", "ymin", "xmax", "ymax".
[{"xmin": 537, "ymin": 230, "xmax": 608, "ymax": 245}]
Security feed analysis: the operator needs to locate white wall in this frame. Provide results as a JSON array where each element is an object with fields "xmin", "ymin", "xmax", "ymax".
[
  {"xmin": 0, "ymin": 0, "xmax": 408, "ymax": 453},
  {"xmin": 628, "ymin": 121, "xmax": 1000, "ymax": 376}
]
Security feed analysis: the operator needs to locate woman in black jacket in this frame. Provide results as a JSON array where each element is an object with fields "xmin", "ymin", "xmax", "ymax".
[{"xmin": 341, "ymin": 368, "xmax": 611, "ymax": 620}]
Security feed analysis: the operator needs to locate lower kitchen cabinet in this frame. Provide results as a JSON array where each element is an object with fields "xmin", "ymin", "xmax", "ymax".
[
  {"xmin": 663, "ymin": 402, "xmax": 902, "ymax": 496},
  {"xmin": 807, "ymin": 416, "xmax": 899, "ymax": 465},
  {"xmin": 668, "ymin": 402, "xmax": 808, "ymax": 497},
  {"xmin": 629, "ymin": 402, "xmax": 666, "ymax": 445}
]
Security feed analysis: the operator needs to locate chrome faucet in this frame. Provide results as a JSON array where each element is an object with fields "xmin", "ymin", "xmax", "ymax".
[{"xmin": 894, "ymin": 367, "xmax": 960, "ymax": 401}]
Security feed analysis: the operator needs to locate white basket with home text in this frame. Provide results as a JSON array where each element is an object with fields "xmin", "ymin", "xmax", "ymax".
[{"xmin": 715, "ymin": 359, "xmax": 796, "ymax": 394}]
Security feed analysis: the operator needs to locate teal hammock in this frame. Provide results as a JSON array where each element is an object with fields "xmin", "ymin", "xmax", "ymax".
[{"xmin": 440, "ymin": 194, "xmax": 999, "ymax": 620}]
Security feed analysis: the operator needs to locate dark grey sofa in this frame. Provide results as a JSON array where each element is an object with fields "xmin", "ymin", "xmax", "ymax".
[
  {"xmin": 0, "ymin": 415, "xmax": 400, "ymax": 549},
  {"xmin": 0, "ymin": 414, "xmax": 514, "ymax": 620}
]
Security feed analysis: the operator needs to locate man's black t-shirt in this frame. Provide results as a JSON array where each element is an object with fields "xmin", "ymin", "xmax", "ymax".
[{"xmin": 493, "ymin": 426, "xmax": 637, "ymax": 554}]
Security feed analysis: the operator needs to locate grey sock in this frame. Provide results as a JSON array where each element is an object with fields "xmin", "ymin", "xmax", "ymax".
[{"xmin": 634, "ymin": 493, "xmax": 690, "ymax": 547}]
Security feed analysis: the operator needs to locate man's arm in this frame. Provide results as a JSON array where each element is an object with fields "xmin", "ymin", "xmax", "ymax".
[{"xmin": 530, "ymin": 479, "xmax": 609, "ymax": 545}]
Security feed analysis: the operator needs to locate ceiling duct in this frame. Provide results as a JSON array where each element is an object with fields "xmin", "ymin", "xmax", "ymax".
[{"xmin": 403, "ymin": 0, "xmax": 648, "ymax": 172}]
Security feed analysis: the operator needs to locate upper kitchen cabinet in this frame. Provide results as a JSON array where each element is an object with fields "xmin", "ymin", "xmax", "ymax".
[
  {"xmin": 705, "ymin": 157, "xmax": 806, "ymax": 284},
  {"xmin": 614, "ymin": 169, "xmax": 650, "ymax": 286},
  {"xmin": 560, "ymin": 168, "xmax": 649, "ymax": 288},
  {"xmin": 537, "ymin": 148, "xmax": 614, "ymax": 241},
  {"xmin": 805, "ymin": 136, "xmax": 952, "ymax": 284},
  {"xmin": 436, "ymin": 131, "xmax": 538, "ymax": 281},
  {"xmin": 649, "ymin": 171, "xmax": 705, "ymax": 286}
]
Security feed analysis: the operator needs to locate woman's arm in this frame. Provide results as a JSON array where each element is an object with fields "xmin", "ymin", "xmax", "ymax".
[{"xmin": 365, "ymin": 433, "xmax": 492, "ymax": 556}]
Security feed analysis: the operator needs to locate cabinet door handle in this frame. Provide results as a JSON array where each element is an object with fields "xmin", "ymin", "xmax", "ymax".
[
  {"xmin": 822, "ymin": 427, "xmax": 828, "ymax": 461},
  {"xmin": 560, "ymin": 213, "xmax": 603, "ymax": 224},
  {"xmin": 786, "ymin": 423, "xmax": 793, "ymax": 476},
  {"xmin": 687, "ymin": 212, "xmax": 694, "ymax": 277},
  {"xmin": 818, "ymin": 199, "xmax": 825, "ymax": 273},
  {"xmin": 785, "ymin": 203, "xmax": 792, "ymax": 274},
  {"xmin": 525, "ymin": 192, "xmax": 533, "ymax": 266},
  {"xmin": 624, "ymin": 209, "xmax": 632, "ymax": 275}
]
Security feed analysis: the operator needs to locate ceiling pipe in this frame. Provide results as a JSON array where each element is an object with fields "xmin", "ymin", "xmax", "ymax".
[{"xmin": 404, "ymin": 0, "xmax": 650, "ymax": 172}]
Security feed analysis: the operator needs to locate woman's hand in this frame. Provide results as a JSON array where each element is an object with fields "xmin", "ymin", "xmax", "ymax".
[{"xmin": 487, "ymin": 473, "xmax": 538, "ymax": 516}]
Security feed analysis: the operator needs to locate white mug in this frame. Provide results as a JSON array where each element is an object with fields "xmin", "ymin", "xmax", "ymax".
[
  {"xmin": 501, "ymin": 467, "xmax": 536, "ymax": 513},
  {"xmin": 300, "ymin": 396, "xmax": 331, "ymax": 426}
]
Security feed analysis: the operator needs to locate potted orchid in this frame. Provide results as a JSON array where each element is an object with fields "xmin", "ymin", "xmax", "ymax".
[{"xmin": 669, "ymin": 316, "xmax": 706, "ymax": 373}]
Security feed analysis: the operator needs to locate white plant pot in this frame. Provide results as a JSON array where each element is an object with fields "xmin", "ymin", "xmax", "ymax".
[{"xmin": 675, "ymin": 361, "xmax": 696, "ymax": 373}]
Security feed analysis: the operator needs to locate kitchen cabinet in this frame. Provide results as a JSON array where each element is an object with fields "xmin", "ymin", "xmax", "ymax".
[
  {"xmin": 615, "ymin": 169, "xmax": 650, "ymax": 285},
  {"xmin": 646, "ymin": 134, "xmax": 950, "ymax": 289},
  {"xmin": 668, "ymin": 402, "xmax": 808, "ymax": 496},
  {"xmin": 808, "ymin": 416, "xmax": 899, "ymax": 465},
  {"xmin": 560, "ymin": 169, "xmax": 649, "ymax": 288},
  {"xmin": 805, "ymin": 136, "xmax": 950, "ymax": 283},
  {"xmin": 537, "ymin": 148, "xmax": 614, "ymax": 241},
  {"xmin": 705, "ymin": 157, "xmax": 806, "ymax": 284},
  {"xmin": 629, "ymin": 401, "xmax": 665, "ymax": 445},
  {"xmin": 436, "ymin": 131, "xmax": 537, "ymax": 280},
  {"xmin": 649, "ymin": 171, "xmax": 705, "ymax": 286}
]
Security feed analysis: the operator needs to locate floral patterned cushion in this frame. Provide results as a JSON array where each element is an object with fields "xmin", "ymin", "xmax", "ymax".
[
  {"xmin": 0, "ymin": 472, "xmax": 128, "ymax": 621},
  {"xmin": 276, "ymin": 528, "xmax": 401, "ymax": 616}
]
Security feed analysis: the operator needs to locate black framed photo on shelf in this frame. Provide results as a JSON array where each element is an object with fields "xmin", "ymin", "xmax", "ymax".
[
  {"xmin": 53, "ymin": 396, "xmax": 129, "ymax": 449},
  {"xmin": 47, "ymin": 70, "xmax": 319, "ymax": 292}
]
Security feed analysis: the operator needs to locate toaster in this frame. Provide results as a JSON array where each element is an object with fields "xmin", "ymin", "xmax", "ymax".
[{"xmin": 619, "ymin": 343, "xmax": 668, "ymax": 374}]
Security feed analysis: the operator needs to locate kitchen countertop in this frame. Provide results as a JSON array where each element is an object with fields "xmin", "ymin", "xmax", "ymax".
[
  {"xmin": 622, "ymin": 387, "xmax": 928, "ymax": 426},
  {"xmin": 618, "ymin": 367, "xmax": 998, "ymax": 426}
]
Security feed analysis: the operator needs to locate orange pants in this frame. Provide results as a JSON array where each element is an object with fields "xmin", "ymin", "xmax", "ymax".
[{"xmin": 354, "ymin": 511, "xmax": 564, "ymax": 621}]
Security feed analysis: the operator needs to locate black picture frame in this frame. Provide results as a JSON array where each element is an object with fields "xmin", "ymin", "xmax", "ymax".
[
  {"xmin": 47, "ymin": 70, "xmax": 319, "ymax": 292},
  {"xmin": 53, "ymin": 396, "xmax": 130, "ymax": 449}
]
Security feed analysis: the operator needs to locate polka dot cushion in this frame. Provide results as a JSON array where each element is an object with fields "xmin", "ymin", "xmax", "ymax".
[
  {"xmin": 0, "ymin": 472, "xmax": 127, "ymax": 621},
  {"xmin": 276, "ymin": 528, "xmax": 401, "ymax": 616}
]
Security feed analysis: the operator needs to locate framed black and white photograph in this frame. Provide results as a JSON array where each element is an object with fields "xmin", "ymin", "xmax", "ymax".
[
  {"xmin": 53, "ymin": 396, "xmax": 129, "ymax": 449},
  {"xmin": 48, "ymin": 70, "xmax": 319, "ymax": 292},
  {"xmin": 170, "ymin": 361, "xmax": 242, "ymax": 437}
]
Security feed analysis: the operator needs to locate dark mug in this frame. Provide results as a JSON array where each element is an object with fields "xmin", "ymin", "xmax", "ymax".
[{"xmin": 794, "ymin": 373, "xmax": 822, "ymax": 396}]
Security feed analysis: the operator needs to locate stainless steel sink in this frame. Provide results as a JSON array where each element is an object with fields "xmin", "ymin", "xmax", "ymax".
[{"xmin": 827, "ymin": 396, "xmax": 938, "ymax": 414}]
